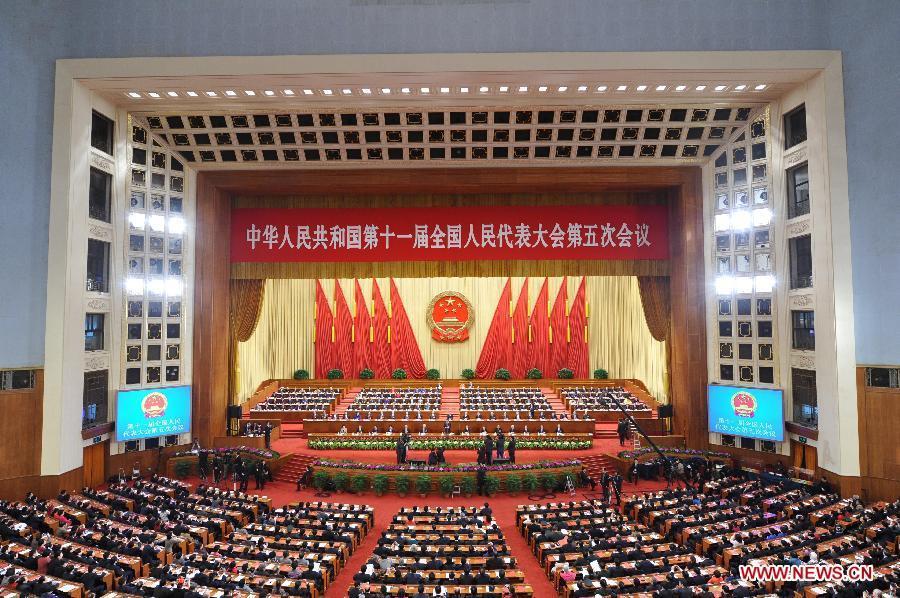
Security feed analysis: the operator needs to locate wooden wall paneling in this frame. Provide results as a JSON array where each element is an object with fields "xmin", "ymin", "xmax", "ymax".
[
  {"xmin": 81, "ymin": 441, "xmax": 107, "ymax": 487},
  {"xmin": 0, "ymin": 370, "xmax": 43, "ymax": 481},
  {"xmin": 855, "ymin": 366, "xmax": 900, "ymax": 501},
  {"xmin": 193, "ymin": 174, "xmax": 232, "ymax": 447}
]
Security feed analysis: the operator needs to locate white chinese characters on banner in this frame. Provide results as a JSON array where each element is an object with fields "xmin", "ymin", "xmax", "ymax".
[{"xmin": 243, "ymin": 222, "xmax": 655, "ymax": 251}]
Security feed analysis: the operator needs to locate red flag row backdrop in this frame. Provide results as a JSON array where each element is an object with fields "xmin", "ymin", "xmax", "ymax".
[{"xmin": 231, "ymin": 205, "xmax": 669, "ymax": 262}]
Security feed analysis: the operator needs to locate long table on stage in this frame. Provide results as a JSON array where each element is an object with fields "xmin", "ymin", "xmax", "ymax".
[{"xmin": 304, "ymin": 418, "xmax": 594, "ymax": 434}]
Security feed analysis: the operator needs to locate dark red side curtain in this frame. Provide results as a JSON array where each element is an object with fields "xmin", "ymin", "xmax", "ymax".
[
  {"xmin": 353, "ymin": 279, "xmax": 373, "ymax": 376},
  {"xmin": 389, "ymin": 278, "xmax": 427, "ymax": 378},
  {"xmin": 525, "ymin": 278, "xmax": 550, "ymax": 375},
  {"xmin": 567, "ymin": 276, "xmax": 589, "ymax": 378},
  {"xmin": 637, "ymin": 276, "xmax": 671, "ymax": 342},
  {"xmin": 334, "ymin": 280, "xmax": 355, "ymax": 377},
  {"xmin": 549, "ymin": 277, "xmax": 569, "ymax": 376},
  {"xmin": 475, "ymin": 278, "xmax": 512, "ymax": 379},
  {"xmin": 314, "ymin": 280, "xmax": 336, "ymax": 378},
  {"xmin": 510, "ymin": 278, "xmax": 530, "ymax": 378},
  {"xmin": 372, "ymin": 279, "xmax": 392, "ymax": 378}
]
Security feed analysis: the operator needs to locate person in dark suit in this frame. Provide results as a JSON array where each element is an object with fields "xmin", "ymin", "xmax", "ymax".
[
  {"xmin": 264, "ymin": 422, "xmax": 273, "ymax": 449},
  {"xmin": 617, "ymin": 418, "xmax": 628, "ymax": 446},
  {"xmin": 484, "ymin": 434, "xmax": 494, "ymax": 465},
  {"xmin": 396, "ymin": 437, "xmax": 405, "ymax": 464},
  {"xmin": 600, "ymin": 469, "xmax": 610, "ymax": 502},
  {"xmin": 198, "ymin": 450, "xmax": 209, "ymax": 480},
  {"xmin": 476, "ymin": 466, "xmax": 487, "ymax": 496},
  {"xmin": 507, "ymin": 436, "xmax": 516, "ymax": 463},
  {"xmin": 427, "ymin": 449, "xmax": 438, "ymax": 466},
  {"xmin": 496, "ymin": 430, "xmax": 505, "ymax": 459}
]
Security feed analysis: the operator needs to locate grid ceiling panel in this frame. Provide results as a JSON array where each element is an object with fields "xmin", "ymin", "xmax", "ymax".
[{"xmin": 134, "ymin": 103, "xmax": 759, "ymax": 167}]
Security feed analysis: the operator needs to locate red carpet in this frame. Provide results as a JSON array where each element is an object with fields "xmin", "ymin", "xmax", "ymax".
[{"xmin": 177, "ymin": 436, "xmax": 668, "ymax": 596}]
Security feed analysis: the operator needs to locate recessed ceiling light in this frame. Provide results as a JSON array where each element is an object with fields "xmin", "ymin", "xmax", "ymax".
[
  {"xmin": 401, "ymin": 87, "xmax": 411, "ymax": 94},
  {"xmin": 224, "ymin": 90, "xmax": 237, "ymax": 96},
  {"xmin": 460, "ymin": 87, "xmax": 469, "ymax": 93},
  {"xmin": 616, "ymin": 85, "xmax": 627, "ymax": 91},
  {"xmin": 518, "ymin": 86, "xmax": 528, "ymax": 92},
  {"xmin": 734, "ymin": 84, "xmax": 747, "ymax": 91},
  {"xmin": 557, "ymin": 86, "xmax": 568, "ymax": 92},
  {"xmin": 302, "ymin": 89, "xmax": 313, "ymax": 95},
  {"xmin": 263, "ymin": 90, "xmax": 275, "ymax": 96},
  {"xmin": 185, "ymin": 91, "xmax": 198, "ymax": 97},
  {"xmin": 167, "ymin": 91, "xmax": 179, "ymax": 97},
  {"xmin": 675, "ymin": 85, "xmax": 687, "ymax": 92},
  {"xmin": 127, "ymin": 92, "xmax": 141, "ymax": 98},
  {"xmin": 420, "ymin": 87, "xmax": 430, "ymax": 94},
  {"xmin": 205, "ymin": 91, "xmax": 217, "ymax": 97},
  {"xmin": 148, "ymin": 92, "xmax": 161, "ymax": 98},
  {"xmin": 538, "ymin": 85, "xmax": 548, "ymax": 92},
  {"xmin": 323, "ymin": 89, "xmax": 333, "ymax": 95},
  {"xmin": 244, "ymin": 90, "xmax": 256, "ymax": 96},
  {"xmin": 283, "ymin": 89, "xmax": 295, "ymax": 96},
  {"xmin": 714, "ymin": 85, "xmax": 727, "ymax": 91},
  {"xmin": 361, "ymin": 88, "xmax": 372, "ymax": 94},
  {"xmin": 440, "ymin": 87, "xmax": 450, "ymax": 93},
  {"xmin": 597, "ymin": 85, "xmax": 608, "ymax": 92},
  {"xmin": 655, "ymin": 85, "xmax": 666, "ymax": 91},
  {"xmin": 479, "ymin": 86, "xmax": 489, "ymax": 93},
  {"xmin": 342, "ymin": 88, "xmax": 352, "ymax": 95},
  {"xmin": 754, "ymin": 84, "xmax": 767, "ymax": 91},
  {"xmin": 577, "ymin": 85, "xmax": 588, "ymax": 92},
  {"xmin": 381, "ymin": 88, "xmax": 391, "ymax": 94},
  {"xmin": 695, "ymin": 85, "xmax": 706, "ymax": 91},
  {"xmin": 499, "ymin": 85, "xmax": 509, "ymax": 92},
  {"xmin": 636, "ymin": 85, "xmax": 648, "ymax": 91}
]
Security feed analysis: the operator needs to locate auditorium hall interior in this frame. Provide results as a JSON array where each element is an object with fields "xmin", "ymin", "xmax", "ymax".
[{"xmin": 1, "ymin": 1, "xmax": 900, "ymax": 597}]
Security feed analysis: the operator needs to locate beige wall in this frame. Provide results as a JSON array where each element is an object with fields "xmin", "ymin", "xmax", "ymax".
[{"xmin": 236, "ymin": 276, "xmax": 667, "ymax": 400}]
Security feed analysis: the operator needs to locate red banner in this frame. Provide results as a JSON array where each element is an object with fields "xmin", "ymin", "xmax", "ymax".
[{"xmin": 231, "ymin": 205, "xmax": 668, "ymax": 262}]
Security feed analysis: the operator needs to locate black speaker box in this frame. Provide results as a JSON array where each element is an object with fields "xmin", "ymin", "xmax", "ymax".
[
  {"xmin": 658, "ymin": 404, "xmax": 673, "ymax": 418},
  {"xmin": 227, "ymin": 405, "xmax": 243, "ymax": 420}
]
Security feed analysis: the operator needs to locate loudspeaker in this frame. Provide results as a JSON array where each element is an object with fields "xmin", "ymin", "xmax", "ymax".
[
  {"xmin": 227, "ymin": 405, "xmax": 243, "ymax": 420},
  {"xmin": 658, "ymin": 404, "xmax": 673, "ymax": 418}
]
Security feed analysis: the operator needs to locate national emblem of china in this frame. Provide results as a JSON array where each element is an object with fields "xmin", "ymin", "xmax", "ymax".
[
  {"xmin": 427, "ymin": 291, "xmax": 474, "ymax": 343},
  {"xmin": 141, "ymin": 391, "xmax": 168, "ymax": 419},
  {"xmin": 731, "ymin": 391, "xmax": 757, "ymax": 418}
]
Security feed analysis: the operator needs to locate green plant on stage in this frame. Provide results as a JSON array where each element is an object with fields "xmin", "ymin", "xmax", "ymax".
[
  {"xmin": 494, "ymin": 368, "xmax": 511, "ymax": 380},
  {"xmin": 293, "ymin": 369, "xmax": 310, "ymax": 380},
  {"xmin": 392, "ymin": 368, "xmax": 408, "ymax": 380},
  {"xmin": 593, "ymin": 368, "xmax": 609, "ymax": 380},
  {"xmin": 439, "ymin": 476, "xmax": 455, "ymax": 496},
  {"xmin": 312, "ymin": 470, "xmax": 331, "ymax": 491},
  {"xmin": 333, "ymin": 471, "xmax": 350, "ymax": 492},
  {"xmin": 525, "ymin": 368, "xmax": 543, "ymax": 379},
  {"xmin": 426, "ymin": 368, "xmax": 440, "ymax": 380},
  {"xmin": 522, "ymin": 473, "xmax": 539, "ymax": 493},
  {"xmin": 540, "ymin": 472, "xmax": 558, "ymax": 492},
  {"xmin": 351, "ymin": 474, "xmax": 368, "ymax": 494},
  {"xmin": 504, "ymin": 473, "xmax": 522, "ymax": 494},
  {"xmin": 461, "ymin": 368, "xmax": 476, "ymax": 380},
  {"xmin": 174, "ymin": 460, "xmax": 192, "ymax": 479},
  {"xmin": 373, "ymin": 474, "xmax": 389, "ymax": 496},
  {"xmin": 359, "ymin": 368, "xmax": 375, "ymax": 379},
  {"xmin": 326, "ymin": 368, "xmax": 344, "ymax": 380},
  {"xmin": 484, "ymin": 476, "xmax": 501, "ymax": 496},
  {"xmin": 395, "ymin": 475, "xmax": 410, "ymax": 496},
  {"xmin": 416, "ymin": 474, "xmax": 432, "ymax": 495},
  {"xmin": 460, "ymin": 476, "xmax": 476, "ymax": 496},
  {"xmin": 557, "ymin": 368, "xmax": 574, "ymax": 379}
]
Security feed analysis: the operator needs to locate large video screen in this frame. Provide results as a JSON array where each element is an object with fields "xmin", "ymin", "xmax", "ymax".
[
  {"xmin": 116, "ymin": 386, "xmax": 191, "ymax": 442},
  {"xmin": 707, "ymin": 385, "xmax": 784, "ymax": 442}
]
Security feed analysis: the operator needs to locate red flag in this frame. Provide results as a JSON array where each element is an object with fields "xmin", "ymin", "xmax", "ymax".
[
  {"xmin": 549, "ymin": 277, "xmax": 569, "ymax": 376},
  {"xmin": 333, "ymin": 280, "xmax": 355, "ymax": 377},
  {"xmin": 372, "ymin": 279, "xmax": 392, "ymax": 378},
  {"xmin": 389, "ymin": 278, "xmax": 426, "ymax": 378},
  {"xmin": 314, "ymin": 280, "xmax": 336, "ymax": 378},
  {"xmin": 510, "ymin": 279, "xmax": 530, "ymax": 378},
  {"xmin": 525, "ymin": 278, "xmax": 550, "ymax": 376},
  {"xmin": 353, "ymin": 279, "xmax": 373, "ymax": 376},
  {"xmin": 567, "ymin": 277, "xmax": 589, "ymax": 378},
  {"xmin": 475, "ymin": 278, "xmax": 513, "ymax": 379}
]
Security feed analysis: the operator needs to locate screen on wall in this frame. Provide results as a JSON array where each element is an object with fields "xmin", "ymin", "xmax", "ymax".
[
  {"xmin": 707, "ymin": 385, "xmax": 784, "ymax": 442},
  {"xmin": 116, "ymin": 386, "xmax": 191, "ymax": 442}
]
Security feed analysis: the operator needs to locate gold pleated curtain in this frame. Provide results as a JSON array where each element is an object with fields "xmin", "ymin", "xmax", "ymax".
[
  {"xmin": 235, "ymin": 276, "xmax": 668, "ymax": 402},
  {"xmin": 229, "ymin": 279, "xmax": 266, "ymax": 403}
]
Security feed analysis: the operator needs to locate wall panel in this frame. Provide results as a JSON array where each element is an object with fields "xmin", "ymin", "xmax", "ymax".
[{"xmin": 0, "ymin": 370, "xmax": 43, "ymax": 481}]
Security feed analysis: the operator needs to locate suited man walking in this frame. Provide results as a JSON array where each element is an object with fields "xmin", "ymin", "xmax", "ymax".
[{"xmin": 495, "ymin": 430, "xmax": 505, "ymax": 460}]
